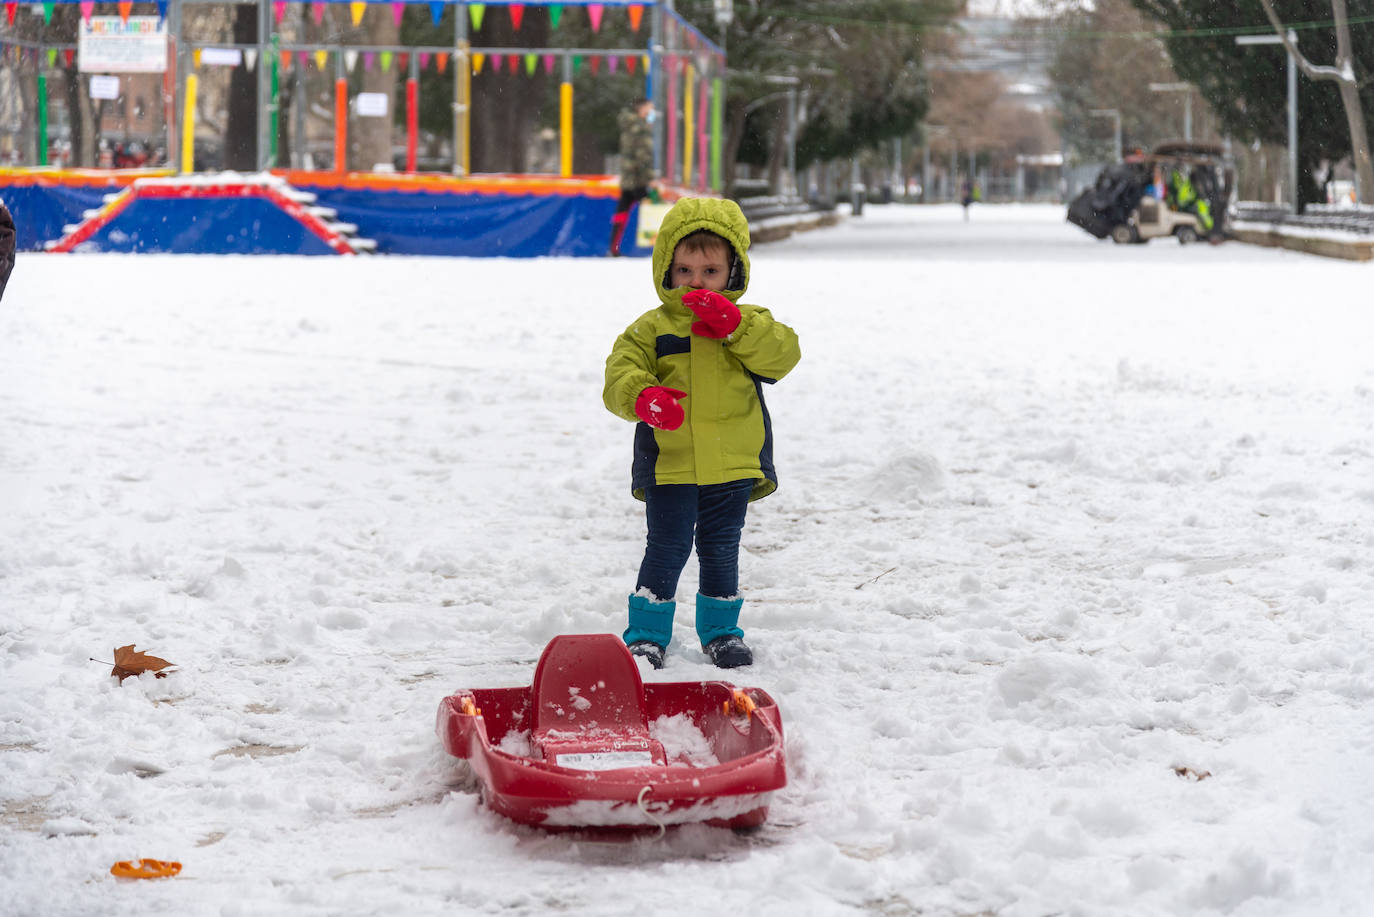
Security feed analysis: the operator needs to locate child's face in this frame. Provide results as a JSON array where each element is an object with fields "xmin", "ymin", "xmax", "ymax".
[{"xmin": 669, "ymin": 246, "xmax": 730, "ymax": 292}]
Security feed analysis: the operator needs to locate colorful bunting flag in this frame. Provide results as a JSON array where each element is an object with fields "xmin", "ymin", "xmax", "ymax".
[
  {"xmin": 64, "ymin": 47, "xmax": 75, "ymax": 67},
  {"xmin": 587, "ymin": 4, "xmax": 603, "ymax": 32},
  {"xmin": 572, "ymin": 54, "xmax": 582, "ymax": 75},
  {"xmin": 47, "ymin": 48, "xmax": 57, "ymax": 66},
  {"xmin": 397, "ymin": 52, "xmax": 408, "ymax": 70},
  {"xmin": 350, "ymin": 1, "xmax": 365, "ymax": 26},
  {"xmin": 315, "ymin": 49, "xmax": 328, "ymax": 70},
  {"xmin": 472, "ymin": 53, "xmax": 485, "ymax": 74},
  {"xmin": 43, "ymin": 2, "xmax": 54, "ymax": 25},
  {"xmin": 608, "ymin": 55, "xmax": 618, "ymax": 74},
  {"xmin": 436, "ymin": 53, "xmax": 448, "ymax": 74},
  {"xmin": 628, "ymin": 4, "xmax": 643, "ymax": 32},
  {"xmin": 273, "ymin": 1, "xmax": 284, "ymax": 25},
  {"xmin": 589, "ymin": 55, "xmax": 600, "ymax": 75},
  {"xmin": 419, "ymin": 52, "xmax": 430, "ymax": 70},
  {"xmin": 345, "ymin": 50, "xmax": 358, "ymax": 72},
  {"xmin": 155, "ymin": 0, "xmax": 167, "ymax": 21},
  {"xmin": 245, "ymin": 48, "xmax": 257, "ymax": 71},
  {"xmin": 5, "ymin": 2, "xmax": 16, "ymax": 27},
  {"xmin": 281, "ymin": 50, "xmax": 293, "ymax": 70},
  {"xmin": 364, "ymin": 50, "xmax": 375, "ymax": 70},
  {"xmin": 507, "ymin": 53, "xmax": 519, "ymax": 73},
  {"xmin": 429, "ymin": 1, "xmax": 443, "ymax": 26},
  {"xmin": 509, "ymin": 4, "xmax": 524, "ymax": 31},
  {"xmin": 542, "ymin": 54, "xmax": 554, "ymax": 75},
  {"xmin": 311, "ymin": 2, "xmax": 323, "ymax": 25},
  {"xmin": 626, "ymin": 55, "xmax": 637, "ymax": 75},
  {"xmin": 380, "ymin": 51, "xmax": 392, "ymax": 72},
  {"xmin": 391, "ymin": 2, "xmax": 403, "ymax": 27},
  {"xmin": 549, "ymin": 4, "xmax": 562, "ymax": 29},
  {"xmin": 524, "ymin": 53, "xmax": 535, "ymax": 76},
  {"xmin": 117, "ymin": 0, "xmax": 132, "ymax": 23},
  {"xmin": 469, "ymin": 3, "xmax": 484, "ymax": 31}
]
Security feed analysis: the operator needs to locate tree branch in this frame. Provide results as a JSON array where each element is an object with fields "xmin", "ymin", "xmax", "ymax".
[{"xmin": 1255, "ymin": 0, "xmax": 1352, "ymax": 84}]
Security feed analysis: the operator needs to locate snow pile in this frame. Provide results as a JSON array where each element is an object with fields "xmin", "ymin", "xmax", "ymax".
[{"xmin": 2, "ymin": 204, "xmax": 1372, "ymax": 915}]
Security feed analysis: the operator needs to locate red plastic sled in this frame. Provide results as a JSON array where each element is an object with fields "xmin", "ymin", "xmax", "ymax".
[{"xmin": 435, "ymin": 634, "xmax": 787, "ymax": 830}]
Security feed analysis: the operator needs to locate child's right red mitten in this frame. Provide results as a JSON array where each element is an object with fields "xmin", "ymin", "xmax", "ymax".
[{"xmin": 634, "ymin": 386, "xmax": 687, "ymax": 430}]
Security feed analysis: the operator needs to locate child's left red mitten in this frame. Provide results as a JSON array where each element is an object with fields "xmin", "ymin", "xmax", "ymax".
[{"xmin": 682, "ymin": 290, "xmax": 741, "ymax": 339}]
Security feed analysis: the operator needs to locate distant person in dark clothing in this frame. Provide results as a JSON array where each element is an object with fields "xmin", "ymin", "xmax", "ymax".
[
  {"xmin": 609, "ymin": 98, "xmax": 657, "ymax": 256},
  {"xmin": 0, "ymin": 200, "xmax": 15, "ymax": 301}
]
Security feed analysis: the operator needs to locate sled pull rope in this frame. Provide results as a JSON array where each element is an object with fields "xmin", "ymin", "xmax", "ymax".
[{"xmin": 637, "ymin": 785, "xmax": 666, "ymax": 839}]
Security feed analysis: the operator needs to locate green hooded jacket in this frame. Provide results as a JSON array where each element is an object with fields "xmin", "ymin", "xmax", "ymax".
[{"xmin": 603, "ymin": 198, "xmax": 801, "ymax": 501}]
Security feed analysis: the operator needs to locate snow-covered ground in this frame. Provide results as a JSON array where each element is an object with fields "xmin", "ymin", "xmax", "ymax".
[{"xmin": 2, "ymin": 204, "xmax": 1372, "ymax": 916}]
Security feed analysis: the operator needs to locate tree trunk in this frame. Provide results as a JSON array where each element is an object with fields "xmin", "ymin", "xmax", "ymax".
[
  {"xmin": 468, "ymin": 14, "xmax": 549, "ymax": 173},
  {"xmin": 224, "ymin": 5, "xmax": 259, "ymax": 171},
  {"xmin": 1259, "ymin": 0, "xmax": 1374, "ymax": 203},
  {"xmin": 354, "ymin": 16, "xmax": 400, "ymax": 171}
]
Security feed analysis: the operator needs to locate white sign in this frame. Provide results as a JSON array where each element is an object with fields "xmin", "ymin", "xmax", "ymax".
[
  {"xmin": 79, "ymin": 16, "xmax": 168, "ymax": 73},
  {"xmin": 89, "ymin": 74, "xmax": 121, "ymax": 100},
  {"xmin": 200, "ymin": 47, "xmax": 243, "ymax": 67},
  {"xmin": 554, "ymin": 751, "xmax": 655, "ymax": 772},
  {"xmin": 355, "ymin": 92, "xmax": 389, "ymax": 118}
]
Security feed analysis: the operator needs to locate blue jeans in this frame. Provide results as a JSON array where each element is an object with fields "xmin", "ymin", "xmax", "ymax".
[{"xmin": 636, "ymin": 480, "xmax": 754, "ymax": 601}]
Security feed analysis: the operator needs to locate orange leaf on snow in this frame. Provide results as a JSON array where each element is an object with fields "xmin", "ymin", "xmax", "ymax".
[{"xmin": 110, "ymin": 645, "xmax": 175, "ymax": 682}]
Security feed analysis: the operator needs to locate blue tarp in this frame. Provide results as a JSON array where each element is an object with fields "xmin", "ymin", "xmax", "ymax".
[
  {"xmin": 2, "ymin": 184, "xmax": 108, "ymax": 251},
  {"xmin": 75, "ymin": 197, "xmax": 342, "ymax": 255}
]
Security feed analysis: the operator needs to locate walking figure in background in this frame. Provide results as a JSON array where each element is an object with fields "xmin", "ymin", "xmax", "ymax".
[
  {"xmin": 609, "ymin": 98, "xmax": 657, "ymax": 256},
  {"xmin": 961, "ymin": 179, "xmax": 978, "ymax": 221},
  {"xmin": 603, "ymin": 198, "xmax": 801, "ymax": 669}
]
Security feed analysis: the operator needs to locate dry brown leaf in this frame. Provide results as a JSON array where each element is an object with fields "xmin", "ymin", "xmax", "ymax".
[
  {"xmin": 1173, "ymin": 765, "xmax": 1212, "ymax": 782},
  {"xmin": 110, "ymin": 645, "xmax": 175, "ymax": 682}
]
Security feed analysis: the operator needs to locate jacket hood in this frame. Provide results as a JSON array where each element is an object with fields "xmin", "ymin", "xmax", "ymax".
[{"xmin": 651, "ymin": 197, "xmax": 751, "ymax": 306}]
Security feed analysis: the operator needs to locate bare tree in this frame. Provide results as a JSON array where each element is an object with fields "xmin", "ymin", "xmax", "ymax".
[{"xmin": 1257, "ymin": 0, "xmax": 1374, "ymax": 202}]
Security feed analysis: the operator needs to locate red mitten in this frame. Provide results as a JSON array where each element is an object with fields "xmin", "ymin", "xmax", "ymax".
[
  {"xmin": 682, "ymin": 289, "xmax": 741, "ymax": 339},
  {"xmin": 634, "ymin": 386, "xmax": 687, "ymax": 430}
]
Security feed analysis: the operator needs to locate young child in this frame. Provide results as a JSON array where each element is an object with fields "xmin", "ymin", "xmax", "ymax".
[{"xmin": 603, "ymin": 198, "xmax": 801, "ymax": 669}]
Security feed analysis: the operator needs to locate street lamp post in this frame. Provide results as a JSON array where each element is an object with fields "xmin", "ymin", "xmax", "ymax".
[
  {"xmin": 1148, "ymin": 82, "xmax": 1193, "ymax": 141},
  {"xmin": 1089, "ymin": 108, "xmax": 1122, "ymax": 163},
  {"xmin": 1236, "ymin": 31, "xmax": 1299, "ymax": 214}
]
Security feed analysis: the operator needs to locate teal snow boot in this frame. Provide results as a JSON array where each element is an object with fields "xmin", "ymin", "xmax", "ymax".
[
  {"xmin": 624, "ymin": 594, "xmax": 675, "ymax": 669},
  {"xmin": 695, "ymin": 594, "xmax": 751, "ymax": 668}
]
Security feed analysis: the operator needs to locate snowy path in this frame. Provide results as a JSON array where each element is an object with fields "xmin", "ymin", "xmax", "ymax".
[{"xmin": 2, "ymin": 204, "xmax": 1372, "ymax": 916}]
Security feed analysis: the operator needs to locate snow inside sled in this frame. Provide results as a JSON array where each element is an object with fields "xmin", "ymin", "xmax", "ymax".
[{"xmin": 435, "ymin": 634, "xmax": 787, "ymax": 830}]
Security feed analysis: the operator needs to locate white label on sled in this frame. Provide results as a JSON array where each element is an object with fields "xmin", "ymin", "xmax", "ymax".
[{"xmin": 556, "ymin": 751, "xmax": 654, "ymax": 771}]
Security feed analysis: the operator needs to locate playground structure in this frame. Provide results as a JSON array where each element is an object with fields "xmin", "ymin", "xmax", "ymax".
[{"xmin": 0, "ymin": 1, "xmax": 727, "ymax": 255}]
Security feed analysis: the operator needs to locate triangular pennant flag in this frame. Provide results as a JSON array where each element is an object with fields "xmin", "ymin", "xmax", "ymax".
[
  {"xmin": 436, "ymin": 52, "xmax": 448, "ymax": 74},
  {"xmin": 587, "ymin": 4, "xmax": 603, "ymax": 32},
  {"xmin": 572, "ymin": 54, "xmax": 582, "ymax": 74},
  {"xmin": 345, "ymin": 49, "xmax": 358, "ymax": 72},
  {"xmin": 192, "ymin": 48, "xmax": 202, "ymax": 67},
  {"xmin": 589, "ymin": 55, "xmax": 600, "ymax": 75},
  {"xmin": 397, "ymin": 52, "xmax": 408, "ymax": 70},
  {"xmin": 312, "ymin": 2, "xmax": 324, "ymax": 25},
  {"xmin": 509, "ymin": 4, "xmax": 524, "ymax": 31},
  {"xmin": 245, "ymin": 48, "xmax": 257, "ymax": 71},
  {"xmin": 47, "ymin": 48, "xmax": 57, "ymax": 66},
  {"xmin": 64, "ymin": 47, "xmax": 75, "ymax": 67},
  {"xmin": 155, "ymin": 0, "xmax": 167, "ymax": 21},
  {"xmin": 428, "ymin": 1, "xmax": 443, "ymax": 26},
  {"xmin": 524, "ymin": 53, "xmax": 536, "ymax": 76},
  {"xmin": 364, "ymin": 50, "xmax": 376, "ymax": 71},
  {"xmin": 507, "ymin": 54, "xmax": 519, "ymax": 73},
  {"xmin": 6, "ymin": 2, "xmax": 17, "ymax": 26},
  {"xmin": 642, "ymin": 54, "xmax": 649, "ymax": 72},
  {"xmin": 468, "ymin": 3, "xmax": 484, "ymax": 31},
  {"xmin": 419, "ymin": 52, "xmax": 430, "ymax": 70},
  {"xmin": 542, "ymin": 54, "xmax": 554, "ymax": 75},
  {"xmin": 628, "ymin": 4, "xmax": 643, "ymax": 32},
  {"xmin": 118, "ymin": 0, "xmax": 132, "ymax": 23},
  {"xmin": 350, "ymin": 1, "xmax": 365, "ymax": 26},
  {"xmin": 273, "ymin": 1, "xmax": 285, "ymax": 25},
  {"xmin": 549, "ymin": 4, "xmax": 562, "ymax": 29},
  {"xmin": 626, "ymin": 54, "xmax": 637, "ymax": 75},
  {"xmin": 472, "ymin": 53, "xmax": 485, "ymax": 74},
  {"xmin": 281, "ymin": 50, "xmax": 293, "ymax": 69},
  {"xmin": 391, "ymin": 2, "xmax": 403, "ymax": 27},
  {"xmin": 608, "ymin": 55, "xmax": 618, "ymax": 74},
  {"xmin": 315, "ymin": 50, "xmax": 328, "ymax": 70},
  {"xmin": 492, "ymin": 54, "xmax": 503, "ymax": 73},
  {"xmin": 43, "ymin": 2, "xmax": 54, "ymax": 25},
  {"xmin": 79, "ymin": 1, "xmax": 92, "ymax": 23},
  {"xmin": 380, "ymin": 51, "xmax": 392, "ymax": 72}
]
